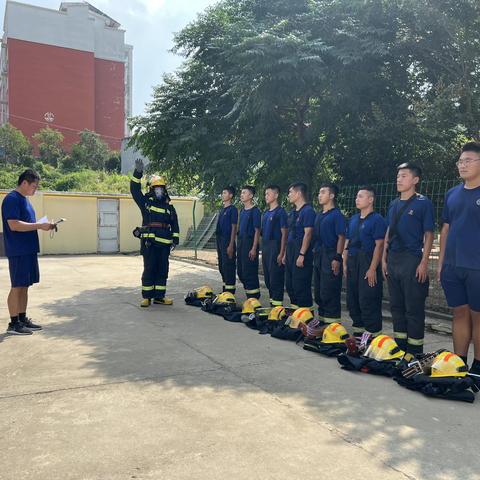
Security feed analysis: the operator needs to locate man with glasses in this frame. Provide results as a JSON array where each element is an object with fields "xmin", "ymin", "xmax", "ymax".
[{"xmin": 439, "ymin": 142, "xmax": 480, "ymax": 376}]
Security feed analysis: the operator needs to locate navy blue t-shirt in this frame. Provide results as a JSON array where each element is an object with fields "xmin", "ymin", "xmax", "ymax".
[
  {"xmin": 386, "ymin": 195, "xmax": 435, "ymax": 257},
  {"xmin": 347, "ymin": 212, "xmax": 387, "ymax": 256},
  {"xmin": 262, "ymin": 206, "xmax": 288, "ymax": 241},
  {"xmin": 287, "ymin": 204, "xmax": 316, "ymax": 243},
  {"xmin": 216, "ymin": 204, "xmax": 238, "ymax": 239},
  {"xmin": 1, "ymin": 190, "xmax": 40, "ymax": 257},
  {"xmin": 313, "ymin": 207, "xmax": 347, "ymax": 251},
  {"xmin": 442, "ymin": 184, "xmax": 480, "ymax": 270},
  {"xmin": 238, "ymin": 206, "xmax": 261, "ymax": 238}
]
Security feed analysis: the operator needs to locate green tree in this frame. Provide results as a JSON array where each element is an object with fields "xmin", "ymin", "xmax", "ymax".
[
  {"xmin": 62, "ymin": 129, "xmax": 110, "ymax": 171},
  {"xmin": 32, "ymin": 127, "xmax": 65, "ymax": 167},
  {"xmin": 0, "ymin": 123, "xmax": 33, "ymax": 165},
  {"xmin": 105, "ymin": 151, "xmax": 121, "ymax": 173},
  {"xmin": 131, "ymin": 0, "xmax": 480, "ymax": 197}
]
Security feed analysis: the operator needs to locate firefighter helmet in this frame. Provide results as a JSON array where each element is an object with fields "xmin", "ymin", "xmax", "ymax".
[
  {"xmin": 322, "ymin": 322, "xmax": 349, "ymax": 344},
  {"xmin": 430, "ymin": 351, "xmax": 468, "ymax": 378},
  {"xmin": 242, "ymin": 298, "xmax": 262, "ymax": 314},
  {"xmin": 289, "ymin": 308, "xmax": 314, "ymax": 329},
  {"xmin": 194, "ymin": 286, "xmax": 214, "ymax": 299},
  {"xmin": 214, "ymin": 292, "xmax": 236, "ymax": 305},
  {"xmin": 365, "ymin": 335, "xmax": 405, "ymax": 361},
  {"xmin": 149, "ymin": 175, "xmax": 167, "ymax": 188},
  {"xmin": 268, "ymin": 306, "xmax": 287, "ymax": 321}
]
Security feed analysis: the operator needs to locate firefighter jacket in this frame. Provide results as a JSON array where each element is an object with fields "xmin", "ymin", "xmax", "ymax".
[{"xmin": 130, "ymin": 170, "xmax": 180, "ymax": 247}]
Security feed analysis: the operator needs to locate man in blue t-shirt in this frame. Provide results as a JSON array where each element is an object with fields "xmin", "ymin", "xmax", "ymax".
[
  {"xmin": 313, "ymin": 183, "xmax": 346, "ymax": 326},
  {"xmin": 283, "ymin": 182, "xmax": 316, "ymax": 309},
  {"xmin": 440, "ymin": 142, "xmax": 480, "ymax": 375},
  {"xmin": 261, "ymin": 185, "xmax": 288, "ymax": 306},
  {"xmin": 216, "ymin": 186, "xmax": 238, "ymax": 294},
  {"xmin": 2, "ymin": 169, "xmax": 54, "ymax": 335},
  {"xmin": 237, "ymin": 186, "xmax": 261, "ymax": 299},
  {"xmin": 343, "ymin": 186, "xmax": 387, "ymax": 339},
  {"xmin": 382, "ymin": 163, "xmax": 434, "ymax": 357}
]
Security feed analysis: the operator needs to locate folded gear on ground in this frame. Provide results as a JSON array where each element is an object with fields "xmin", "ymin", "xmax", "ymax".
[
  {"xmin": 271, "ymin": 307, "xmax": 313, "ymax": 342},
  {"xmin": 303, "ymin": 322, "xmax": 350, "ymax": 357},
  {"xmin": 185, "ymin": 285, "xmax": 214, "ymax": 307}
]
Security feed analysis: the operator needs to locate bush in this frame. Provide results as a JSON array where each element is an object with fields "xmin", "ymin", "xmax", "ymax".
[{"xmin": 0, "ymin": 164, "xmax": 130, "ymax": 194}]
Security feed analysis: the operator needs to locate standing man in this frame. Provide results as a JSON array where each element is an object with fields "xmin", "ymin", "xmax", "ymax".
[
  {"xmin": 343, "ymin": 187, "xmax": 387, "ymax": 339},
  {"xmin": 283, "ymin": 182, "xmax": 316, "ymax": 309},
  {"xmin": 130, "ymin": 159, "xmax": 180, "ymax": 307},
  {"xmin": 2, "ymin": 169, "xmax": 54, "ymax": 335},
  {"xmin": 237, "ymin": 186, "xmax": 261, "ymax": 299},
  {"xmin": 313, "ymin": 183, "xmax": 346, "ymax": 327},
  {"xmin": 439, "ymin": 141, "xmax": 480, "ymax": 375},
  {"xmin": 261, "ymin": 185, "xmax": 288, "ymax": 306},
  {"xmin": 382, "ymin": 163, "xmax": 434, "ymax": 357},
  {"xmin": 216, "ymin": 186, "xmax": 238, "ymax": 295}
]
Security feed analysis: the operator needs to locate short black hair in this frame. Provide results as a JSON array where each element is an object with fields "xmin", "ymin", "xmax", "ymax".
[
  {"xmin": 288, "ymin": 182, "xmax": 308, "ymax": 200},
  {"xmin": 265, "ymin": 184, "xmax": 281, "ymax": 195},
  {"xmin": 319, "ymin": 182, "xmax": 339, "ymax": 198},
  {"xmin": 397, "ymin": 162, "xmax": 422, "ymax": 179},
  {"xmin": 242, "ymin": 185, "xmax": 256, "ymax": 196},
  {"xmin": 461, "ymin": 141, "xmax": 480, "ymax": 155},
  {"xmin": 223, "ymin": 186, "xmax": 236, "ymax": 197},
  {"xmin": 17, "ymin": 169, "xmax": 40, "ymax": 186},
  {"xmin": 358, "ymin": 185, "xmax": 376, "ymax": 199}
]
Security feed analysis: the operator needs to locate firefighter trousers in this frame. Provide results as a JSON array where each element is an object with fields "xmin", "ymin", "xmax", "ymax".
[
  {"xmin": 387, "ymin": 250, "xmax": 429, "ymax": 355},
  {"xmin": 237, "ymin": 236, "xmax": 260, "ymax": 298},
  {"xmin": 313, "ymin": 247, "xmax": 343, "ymax": 322},
  {"xmin": 262, "ymin": 239, "xmax": 285, "ymax": 306},
  {"xmin": 285, "ymin": 240, "xmax": 313, "ymax": 308},
  {"xmin": 216, "ymin": 236, "xmax": 236, "ymax": 294},
  {"xmin": 141, "ymin": 242, "xmax": 170, "ymax": 299},
  {"xmin": 346, "ymin": 251, "xmax": 383, "ymax": 336}
]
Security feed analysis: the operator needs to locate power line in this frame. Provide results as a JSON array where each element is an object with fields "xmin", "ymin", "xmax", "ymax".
[{"xmin": 8, "ymin": 113, "xmax": 126, "ymax": 141}]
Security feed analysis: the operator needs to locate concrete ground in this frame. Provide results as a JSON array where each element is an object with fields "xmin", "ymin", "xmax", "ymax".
[{"xmin": 0, "ymin": 255, "xmax": 478, "ymax": 480}]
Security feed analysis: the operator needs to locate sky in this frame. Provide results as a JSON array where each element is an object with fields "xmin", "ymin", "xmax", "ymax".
[{"xmin": 1, "ymin": 0, "xmax": 218, "ymax": 116}]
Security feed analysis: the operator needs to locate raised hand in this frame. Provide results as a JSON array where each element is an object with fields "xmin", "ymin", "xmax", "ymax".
[{"xmin": 134, "ymin": 158, "xmax": 144, "ymax": 173}]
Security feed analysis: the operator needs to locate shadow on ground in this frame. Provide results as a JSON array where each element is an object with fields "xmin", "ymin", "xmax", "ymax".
[{"xmin": 7, "ymin": 264, "xmax": 477, "ymax": 480}]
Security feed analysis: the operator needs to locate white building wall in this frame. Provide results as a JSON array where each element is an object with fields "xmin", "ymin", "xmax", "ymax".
[{"xmin": 4, "ymin": 1, "xmax": 129, "ymax": 63}]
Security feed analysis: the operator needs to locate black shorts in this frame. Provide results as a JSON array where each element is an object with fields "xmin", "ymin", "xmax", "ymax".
[{"xmin": 8, "ymin": 254, "xmax": 40, "ymax": 288}]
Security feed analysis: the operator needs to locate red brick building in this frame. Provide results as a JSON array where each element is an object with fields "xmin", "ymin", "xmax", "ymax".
[{"xmin": 0, "ymin": 1, "xmax": 133, "ymax": 151}]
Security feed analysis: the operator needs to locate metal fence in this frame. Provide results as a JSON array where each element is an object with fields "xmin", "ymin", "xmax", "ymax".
[
  {"xmin": 337, "ymin": 179, "xmax": 459, "ymax": 313},
  {"xmin": 180, "ymin": 179, "xmax": 459, "ymax": 313}
]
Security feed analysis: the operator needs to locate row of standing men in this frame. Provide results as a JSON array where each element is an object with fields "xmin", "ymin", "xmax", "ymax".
[{"xmin": 217, "ymin": 162, "xmax": 444, "ymax": 360}]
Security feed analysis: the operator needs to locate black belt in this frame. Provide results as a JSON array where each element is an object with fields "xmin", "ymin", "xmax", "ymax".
[{"xmin": 148, "ymin": 223, "xmax": 170, "ymax": 229}]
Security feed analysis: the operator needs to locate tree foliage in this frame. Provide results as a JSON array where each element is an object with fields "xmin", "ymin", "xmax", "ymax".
[
  {"xmin": 0, "ymin": 125, "xmax": 129, "ymax": 193},
  {"xmin": 32, "ymin": 127, "xmax": 65, "ymax": 168},
  {"xmin": 131, "ymin": 0, "xmax": 480, "ymax": 200},
  {"xmin": 0, "ymin": 123, "xmax": 33, "ymax": 165},
  {"xmin": 62, "ymin": 130, "xmax": 111, "ymax": 171}
]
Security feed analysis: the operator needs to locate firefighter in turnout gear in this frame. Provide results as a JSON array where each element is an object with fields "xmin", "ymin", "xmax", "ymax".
[{"xmin": 130, "ymin": 159, "xmax": 180, "ymax": 307}]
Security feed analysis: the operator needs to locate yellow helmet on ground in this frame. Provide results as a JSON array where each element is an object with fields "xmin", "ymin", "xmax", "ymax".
[
  {"xmin": 430, "ymin": 352, "xmax": 468, "ymax": 378},
  {"xmin": 242, "ymin": 298, "xmax": 262, "ymax": 314},
  {"xmin": 214, "ymin": 292, "xmax": 236, "ymax": 305},
  {"xmin": 149, "ymin": 175, "xmax": 167, "ymax": 188},
  {"xmin": 289, "ymin": 308, "xmax": 314, "ymax": 329},
  {"xmin": 194, "ymin": 286, "xmax": 213, "ymax": 299},
  {"xmin": 322, "ymin": 322, "xmax": 349, "ymax": 344},
  {"xmin": 365, "ymin": 335, "xmax": 405, "ymax": 361},
  {"xmin": 268, "ymin": 306, "xmax": 287, "ymax": 321}
]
